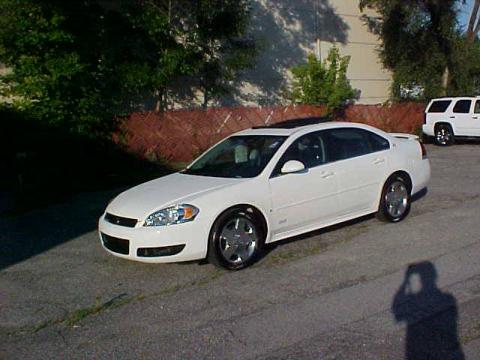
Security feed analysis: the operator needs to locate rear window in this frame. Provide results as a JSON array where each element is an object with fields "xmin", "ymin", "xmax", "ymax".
[
  {"xmin": 427, "ymin": 100, "xmax": 451, "ymax": 113},
  {"xmin": 453, "ymin": 100, "xmax": 472, "ymax": 113}
]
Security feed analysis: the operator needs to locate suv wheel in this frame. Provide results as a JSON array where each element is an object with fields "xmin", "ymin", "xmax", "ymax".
[{"xmin": 434, "ymin": 124, "xmax": 454, "ymax": 146}]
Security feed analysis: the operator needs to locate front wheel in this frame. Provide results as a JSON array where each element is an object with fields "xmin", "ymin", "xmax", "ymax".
[
  {"xmin": 434, "ymin": 124, "xmax": 454, "ymax": 146},
  {"xmin": 377, "ymin": 175, "xmax": 411, "ymax": 223},
  {"xmin": 208, "ymin": 208, "xmax": 265, "ymax": 270}
]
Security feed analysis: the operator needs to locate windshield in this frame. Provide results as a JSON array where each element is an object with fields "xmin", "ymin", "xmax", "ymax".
[{"xmin": 183, "ymin": 135, "xmax": 286, "ymax": 178}]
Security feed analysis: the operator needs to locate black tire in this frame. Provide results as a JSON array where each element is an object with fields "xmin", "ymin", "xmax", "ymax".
[
  {"xmin": 207, "ymin": 207, "xmax": 266, "ymax": 270},
  {"xmin": 421, "ymin": 134, "xmax": 432, "ymax": 144},
  {"xmin": 377, "ymin": 175, "xmax": 411, "ymax": 223},
  {"xmin": 434, "ymin": 124, "xmax": 455, "ymax": 146}
]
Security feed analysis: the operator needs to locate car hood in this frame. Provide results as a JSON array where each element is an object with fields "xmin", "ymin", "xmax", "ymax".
[{"xmin": 107, "ymin": 172, "xmax": 245, "ymax": 220}]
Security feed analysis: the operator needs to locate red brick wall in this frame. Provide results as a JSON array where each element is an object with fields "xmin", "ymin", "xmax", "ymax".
[{"xmin": 114, "ymin": 103, "xmax": 425, "ymax": 163}]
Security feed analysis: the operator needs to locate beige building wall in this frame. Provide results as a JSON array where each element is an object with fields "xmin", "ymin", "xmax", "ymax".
[
  {"xmin": 235, "ymin": 0, "xmax": 392, "ymax": 106},
  {"xmin": 319, "ymin": 1, "xmax": 391, "ymax": 104}
]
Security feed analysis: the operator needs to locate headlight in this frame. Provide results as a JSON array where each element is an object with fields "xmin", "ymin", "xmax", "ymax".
[{"xmin": 143, "ymin": 204, "xmax": 199, "ymax": 227}]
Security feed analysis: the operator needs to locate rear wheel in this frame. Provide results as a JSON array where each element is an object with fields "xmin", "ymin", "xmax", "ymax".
[
  {"xmin": 208, "ymin": 208, "xmax": 265, "ymax": 270},
  {"xmin": 434, "ymin": 124, "xmax": 454, "ymax": 146},
  {"xmin": 377, "ymin": 175, "xmax": 411, "ymax": 223}
]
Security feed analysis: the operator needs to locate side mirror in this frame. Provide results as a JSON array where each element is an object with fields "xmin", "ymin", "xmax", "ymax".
[{"xmin": 281, "ymin": 160, "xmax": 306, "ymax": 174}]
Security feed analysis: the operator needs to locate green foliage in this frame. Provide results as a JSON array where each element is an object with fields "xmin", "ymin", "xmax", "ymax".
[
  {"xmin": 192, "ymin": 0, "xmax": 257, "ymax": 106},
  {"xmin": 0, "ymin": 0, "xmax": 256, "ymax": 136},
  {"xmin": 448, "ymin": 37, "xmax": 480, "ymax": 96},
  {"xmin": 290, "ymin": 48, "xmax": 357, "ymax": 112},
  {"xmin": 360, "ymin": 0, "xmax": 479, "ymax": 100}
]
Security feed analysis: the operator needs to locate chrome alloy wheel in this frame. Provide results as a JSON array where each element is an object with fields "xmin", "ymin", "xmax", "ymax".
[
  {"xmin": 219, "ymin": 217, "xmax": 258, "ymax": 264},
  {"xmin": 385, "ymin": 181, "xmax": 409, "ymax": 218},
  {"xmin": 436, "ymin": 127, "xmax": 451, "ymax": 145}
]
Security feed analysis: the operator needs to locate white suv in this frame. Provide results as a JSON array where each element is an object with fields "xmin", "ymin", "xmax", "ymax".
[{"xmin": 422, "ymin": 97, "xmax": 480, "ymax": 145}]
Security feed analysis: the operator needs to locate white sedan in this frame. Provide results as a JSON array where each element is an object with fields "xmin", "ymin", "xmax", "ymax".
[{"xmin": 99, "ymin": 121, "xmax": 430, "ymax": 270}]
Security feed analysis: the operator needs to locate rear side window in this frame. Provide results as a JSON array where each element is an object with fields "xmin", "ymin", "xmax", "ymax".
[
  {"xmin": 427, "ymin": 100, "xmax": 451, "ymax": 113},
  {"xmin": 324, "ymin": 128, "xmax": 388, "ymax": 161},
  {"xmin": 367, "ymin": 132, "xmax": 390, "ymax": 152},
  {"xmin": 453, "ymin": 100, "xmax": 472, "ymax": 113}
]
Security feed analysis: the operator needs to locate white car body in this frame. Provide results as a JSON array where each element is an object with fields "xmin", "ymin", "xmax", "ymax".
[
  {"xmin": 99, "ymin": 122, "xmax": 430, "ymax": 264},
  {"xmin": 423, "ymin": 96, "xmax": 480, "ymax": 138}
]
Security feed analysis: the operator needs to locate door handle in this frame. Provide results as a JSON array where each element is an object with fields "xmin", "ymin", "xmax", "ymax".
[
  {"xmin": 449, "ymin": 116, "xmax": 455, "ymax": 119},
  {"xmin": 320, "ymin": 171, "xmax": 335, "ymax": 179},
  {"xmin": 373, "ymin": 158, "xmax": 385, "ymax": 165},
  {"xmin": 473, "ymin": 116, "xmax": 478, "ymax": 119}
]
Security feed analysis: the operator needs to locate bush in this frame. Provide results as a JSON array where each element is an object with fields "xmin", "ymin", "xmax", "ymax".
[
  {"xmin": 290, "ymin": 47, "xmax": 358, "ymax": 112},
  {"xmin": 0, "ymin": 104, "xmax": 171, "ymax": 213}
]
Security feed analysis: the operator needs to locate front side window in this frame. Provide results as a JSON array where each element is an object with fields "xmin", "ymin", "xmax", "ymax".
[
  {"xmin": 183, "ymin": 135, "xmax": 286, "ymax": 178},
  {"xmin": 272, "ymin": 132, "xmax": 327, "ymax": 176},
  {"xmin": 453, "ymin": 100, "xmax": 472, "ymax": 114},
  {"xmin": 428, "ymin": 100, "xmax": 451, "ymax": 113}
]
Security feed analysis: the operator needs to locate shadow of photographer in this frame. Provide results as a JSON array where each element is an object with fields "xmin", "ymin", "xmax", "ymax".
[{"xmin": 392, "ymin": 261, "xmax": 464, "ymax": 359}]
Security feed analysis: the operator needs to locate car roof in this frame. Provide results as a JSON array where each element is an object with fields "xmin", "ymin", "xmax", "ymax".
[
  {"xmin": 430, "ymin": 96, "xmax": 480, "ymax": 101},
  {"xmin": 235, "ymin": 119, "xmax": 385, "ymax": 137}
]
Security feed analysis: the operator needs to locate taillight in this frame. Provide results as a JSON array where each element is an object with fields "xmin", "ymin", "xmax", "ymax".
[
  {"xmin": 423, "ymin": 113, "xmax": 427, "ymax": 124},
  {"xmin": 419, "ymin": 141, "xmax": 427, "ymax": 159}
]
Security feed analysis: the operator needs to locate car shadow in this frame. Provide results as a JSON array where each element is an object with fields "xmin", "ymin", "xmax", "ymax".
[
  {"xmin": 0, "ymin": 189, "xmax": 122, "ymax": 270},
  {"xmin": 0, "ymin": 112, "xmax": 174, "ymax": 271},
  {"xmin": 258, "ymin": 187, "xmax": 429, "ymax": 264},
  {"xmin": 412, "ymin": 187, "xmax": 428, "ymax": 202},
  {"xmin": 392, "ymin": 261, "xmax": 465, "ymax": 359},
  {"xmin": 453, "ymin": 138, "xmax": 480, "ymax": 145}
]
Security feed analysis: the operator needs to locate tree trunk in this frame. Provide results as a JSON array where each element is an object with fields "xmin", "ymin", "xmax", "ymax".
[
  {"xmin": 155, "ymin": 88, "xmax": 165, "ymax": 112},
  {"xmin": 202, "ymin": 89, "xmax": 209, "ymax": 109},
  {"xmin": 441, "ymin": 66, "xmax": 449, "ymax": 96},
  {"xmin": 467, "ymin": 0, "xmax": 480, "ymax": 43}
]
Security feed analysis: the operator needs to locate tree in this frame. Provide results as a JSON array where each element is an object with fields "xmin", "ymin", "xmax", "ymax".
[
  {"xmin": 0, "ymin": 1, "xmax": 106, "ymax": 135},
  {"xmin": 166, "ymin": 0, "xmax": 257, "ymax": 107},
  {"xmin": 192, "ymin": 0, "xmax": 257, "ymax": 108},
  {"xmin": 290, "ymin": 48, "xmax": 357, "ymax": 112},
  {"xmin": 122, "ymin": 1, "xmax": 196, "ymax": 111},
  {"xmin": 359, "ymin": 0, "xmax": 459, "ymax": 100},
  {"xmin": 466, "ymin": 0, "xmax": 480, "ymax": 42},
  {"xmin": 0, "ymin": 0, "xmax": 257, "ymax": 137}
]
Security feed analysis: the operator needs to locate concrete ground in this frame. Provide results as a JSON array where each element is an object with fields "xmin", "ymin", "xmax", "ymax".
[{"xmin": 1, "ymin": 144, "xmax": 480, "ymax": 359}]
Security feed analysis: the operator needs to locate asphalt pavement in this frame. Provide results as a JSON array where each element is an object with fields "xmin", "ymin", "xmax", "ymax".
[{"xmin": 1, "ymin": 144, "xmax": 480, "ymax": 359}]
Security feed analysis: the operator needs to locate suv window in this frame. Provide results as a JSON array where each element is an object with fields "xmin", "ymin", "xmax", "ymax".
[
  {"xmin": 323, "ymin": 128, "xmax": 389, "ymax": 161},
  {"xmin": 272, "ymin": 132, "xmax": 327, "ymax": 176},
  {"xmin": 428, "ymin": 100, "xmax": 451, "ymax": 113},
  {"xmin": 475, "ymin": 100, "xmax": 480, "ymax": 114},
  {"xmin": 453, "ymin": 100, "xmax": 472, "ymax": 114}
]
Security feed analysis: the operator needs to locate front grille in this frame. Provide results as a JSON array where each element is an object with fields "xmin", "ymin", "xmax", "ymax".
[
  {"xmin": 101, "ymin": 233, "xmax": 130, "ymax": 255},
  {"xmin": 105, "ymin": 213, "xmax": 138, "ymax": 228}
]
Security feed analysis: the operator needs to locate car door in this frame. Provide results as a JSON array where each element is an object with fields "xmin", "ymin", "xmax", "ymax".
[
  {"xmin": 451, "ymin": 99, "xmax": 474, "ymax": 136},
  {"xmin": 323, "ymin": 128, "xmax": 390, "ymax": 216},
  {"xmin": 269, "ymin": 131, "xmax": 339, "ymax": 236},
  {"xmin": 472, "ymin": 100, "xmax": 480, "ymax": 136}
]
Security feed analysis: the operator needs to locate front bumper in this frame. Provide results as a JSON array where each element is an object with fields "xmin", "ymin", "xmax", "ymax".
[{"xmin": 98, "ymin": 214, "xmax": 209, "ymax": 263}]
